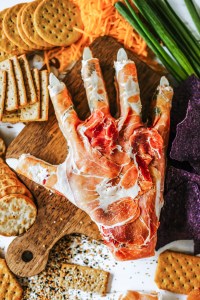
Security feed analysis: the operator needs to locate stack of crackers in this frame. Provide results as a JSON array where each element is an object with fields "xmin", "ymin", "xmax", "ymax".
[
  {"xmin": 0, "ymin": 0, "xmax": 83, "ymax": 62},
  {"xmin": 0, "ymin": 158, "xmax": 37, "ymax": 236},
  {"xmin": 0, "ymin": 54, "xmax": 49, "ymax": 123}
]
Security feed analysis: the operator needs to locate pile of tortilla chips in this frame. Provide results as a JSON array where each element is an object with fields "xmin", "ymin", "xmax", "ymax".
[{"xmin": 157, "ymin": 75, "xmax": 200, "ymax": 254}]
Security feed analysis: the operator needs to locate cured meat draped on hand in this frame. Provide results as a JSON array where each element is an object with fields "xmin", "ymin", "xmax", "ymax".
[{"xmin": 14, "ymin": 48, "xmax": 173, "ymax": 260}]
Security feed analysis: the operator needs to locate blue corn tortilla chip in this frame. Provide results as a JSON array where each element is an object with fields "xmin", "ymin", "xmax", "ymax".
[
  {"xmin": 157, "ymin": 166, "xmax": 200, "ymax": 254},
  {"xmin": 169, "ymin": 75, "xmax": 200, "ymax": 173},
  {"xmin": 170, "ymin": 75, "xmax": 200, "ymax": 134},
  {"xmin": 170, "ymin": 97, "xmax": 200, "ymax": 162}
]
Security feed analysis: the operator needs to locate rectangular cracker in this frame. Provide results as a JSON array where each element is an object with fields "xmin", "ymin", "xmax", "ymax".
[
  {"xmin": 2, "ymin": 111, "xmax": 21, "ymax": 123},
  {"xmin": 0, "ymin": 59, "xmax": 18, "ymax": 111},
  {"xmin": 18, "ymin": 55, "xmax": 37, "ymax": 104},
  {"xmin": 154, "ymin": 250, "xmax": 200, "ymax": 295},
  {"xmin": 37, "ymin": 70, "xmax": 49, "ymax": 121},
  {"xmin": 20, "ymin": 69, "xmax": 41, "ymax": 122},
  {"xmin": 11, "ymin": 56, "xmax": 27, "ymax": 107},
  {"xmin": 0, "ymin": 258, "xmax": 23, "ymax": 299},
  {"xmin": 0, "ymin": 70, "xmax": 6, "ymax": 120},
  {"xmin": 59, "ymin": 263, "xmax": 109, "ymax": 295}
]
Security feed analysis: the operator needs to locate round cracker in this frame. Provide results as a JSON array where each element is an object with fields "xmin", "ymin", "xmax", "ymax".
[
  {"xmin": 0, "ymin": 9, "xmax": 24, "ymax": 55},
  {"xmin": 34, "ymin": 0, "xmax": 83, "ymax": 46},
  {"xmin": 17, "ymin": 4, "xmax": 38, "ymax": 50},
  {"xmin": 21, "ymin": 0, "xmax": 53, "ymax": 48},
  {"xmin": 0, "ymin": 194, "xmax": 37, "ymax": 236},
  {"xmin": 0, "ymin": 185, "xmax": 33, "ymax": 199},
  {"xmin": 3, "ymin": 4, "xmax": 34, "ymax": 52}
]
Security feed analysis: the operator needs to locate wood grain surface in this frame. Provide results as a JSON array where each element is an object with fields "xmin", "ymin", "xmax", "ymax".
[{"xmin": 6, "ymin": 36, "xmax": 162, "ymax": 277}]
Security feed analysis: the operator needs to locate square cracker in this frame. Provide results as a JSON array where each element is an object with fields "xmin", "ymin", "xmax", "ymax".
[
  {"xmin": 0, "ymin": 59, "xmax": 18, "ymax": 111},
  {"xmin": 59, "ymin": 263, "xmax": 109, "ymax": 295},
  {"xmin": 0, "ymin": 258, "xmax": 23, "ymax": 299},
  {"xmin": 10, "ymin": 56, "xmax": 27, "ymax": 107},
  {"xmin": 20, "ymin": 69, "xmax": 41, "ymax": 121},
  {"xmin": 18, "ymin": 55, "xmax": 37, "ymax": 104},
  {"xmin": 0, "ymin": 70, "xmax": 6, "ymax": 120},
  {"xmin": 154, "ymin": 250, "xmax": 200, "ymax": 295}
]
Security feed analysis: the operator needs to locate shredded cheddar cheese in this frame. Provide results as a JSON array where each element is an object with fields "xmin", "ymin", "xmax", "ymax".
[{"xmin": 45, "ymin": 0, "xmax": 147, "ymax": 72}]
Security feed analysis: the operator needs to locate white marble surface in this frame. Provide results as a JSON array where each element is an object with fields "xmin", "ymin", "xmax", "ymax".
[{"xmin": 0, "ymin": 0, "xmax": 199, "ymax": 299}]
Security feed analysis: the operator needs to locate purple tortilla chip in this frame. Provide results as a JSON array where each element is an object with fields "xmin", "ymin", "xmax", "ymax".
[
  {"xmin": 190, "ymin": 160, "xmax": 200, "ymax": 175},
  {"xmin": 170, "ymin": 96, "xmax": 200, "ymax": 163},
  {"xmin": 170, "ymin": 75, "xmax": 200, "ymax": 134},
  {"xmin": 157, "ymin": 166, "xmax": 200, "ymax": 254}
]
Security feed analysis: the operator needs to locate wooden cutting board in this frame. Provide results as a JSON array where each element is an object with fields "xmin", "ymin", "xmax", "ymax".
[{"xmin": 6, "ymin": 36, "xmax": 162, "ymax": 277}]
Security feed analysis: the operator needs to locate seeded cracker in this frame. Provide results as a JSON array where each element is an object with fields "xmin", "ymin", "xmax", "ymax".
[
  {"xmin": 0, "ymin": 258, "xmax": 23, "ymax": 300},
  {"xmin": 60, "ymin": 263, "xmax": 109, "ymax": 296},
  {"xmin": 0, "ymin": 71, "xmax": 6, "ymax": 120},
  {"xmin": 0, "ymin": 59, "xmax": 18, "ymax": 111},
  {"xmin": 34, "ymin": 0, "xmax": 83, "ymax": 46},
  {"xmin": 10, "ymin": 56, "xmax": 27, "ymax": 107},
  {"xmin": 20, "ymin": 69, "xmax": 41, "ymax": 121},
  {"xmin": 3, "ymin": 4, "xmax": 34, "ymax": 52},
  {"xmin": 21, "ymin": 1, "xmax": 53, "ymax": 48},
  {"xmin": 37, "ymin": 70, "xmax": 49, "ymax": 121},
  {"xmin": 155, "ymin": 250, "xmax": 200, "ymax": 295},
  {"xmin": 18, "ymin": 55, "xmax": 37, "ymax": 104}
]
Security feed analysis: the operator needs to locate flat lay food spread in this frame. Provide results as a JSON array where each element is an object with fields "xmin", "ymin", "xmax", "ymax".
[{"xmin": 0, "ymin": 0, "xmax": 199, "ymax": 299}]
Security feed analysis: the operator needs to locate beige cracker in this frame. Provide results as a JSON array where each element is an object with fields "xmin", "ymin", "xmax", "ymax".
[
  {"xmin": 20, "ymin": 68, "xmax": 41, "ymax": 121},
  {"xmin": 155, "ymin": 250, "xmax": 200, "ymax": 295},
  {"xmin": 0, "ymin": 71, "xmax": 6, "ymax": 120},
  {"xmin": 0, "ymin": 258, "xmax": 23, "ymax": 299},
  {"xmin": 37, "ymin": 70, "xmax": 49, "ymax": 121},
  {"xmin": 17, "ymin": 4, "xmax": 39, "ymax": 50},
  {"xmin": 10, "ymin": 55, "xmax": 27, "ymax": 107},
  {"xmin": 0, "ymin": 193, "xmax": 37, "ymax": 236},
  {"xmin": 59, "ymin": 263, "xmax": 109, "ymax": 295},
  {"xmin": 3, "ymin": 4, "xmax": 34, "ymax": 52},
  {"xmin": 34, "ymin": 0, "xmax": 83, "ymax": 46},
  {"xmin": 18, "ymin": 55, "xmax": 37, "ymax": 104},
  {"xmin": 0, "ymin": 59, "xmax": 18, "ymax": 111},
  {"xmin": 0, "ymin": 9, "xmax": 24, "ymax": 55},
  {"xmin": 21, "ymin": 0, "xmax": 53, "ymax": 48}
]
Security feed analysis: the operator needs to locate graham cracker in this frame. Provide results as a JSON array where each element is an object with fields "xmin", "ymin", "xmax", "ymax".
[
  {"xmin": 18, "ymin": 55, "xmax": 37, "ymax": 104},
  {"xmin": 37, "ymin": 70, "xmax": 49, "ymax": 121},
  {"xmin": 0, "ymin": 70, "xmax": 6, "ymax": 120},
  {"xmin": 154, "ymin": 250, "xmax": 200, "ymax": 295},
  {"xmin": 10, "ymin": 56, "xmax": 27, "ymax": 107},
  {"xmin": 21, "ymin": 0, "xmax": 53, "ymax": 48},
  {"xmin": 17, "ymin": 4, "xmax": 38, "ymax": 50},
  {"xmin": 59, "ymin": 263, "xmax": 109, "ymax": 295},
  {"xmin": 0, "ymin": 59, "xmax": 18, "ymax": 111},
  {"xmin": 34, "ymin": 0, "xmax": 83, "ymax": 46},
  {"xmin": 3, "ymin": 4, "xmax": 33, "ymax": 51},
  {"xmin": 0, "ymin": 258, "xmax": 23, "ymax": 299}
]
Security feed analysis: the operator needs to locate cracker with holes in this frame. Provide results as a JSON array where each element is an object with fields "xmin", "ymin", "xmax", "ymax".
[
  {"xmin": 0, "ymin": 9, "xmax": 23, "ymax": 56},
  {"xmin": 3, "ymin": 4, "xmax": 34, "ymax": 52},
  {"xmin": 34, "ymin": 0, "xmax": 83, "ymax": 46},
  {"xmin": 0, "ymin": 258, "xmax": 23, "ymax": 300},
  {"xmin": 155, "ymin": 250, "xmax": 200, "ymax": 295},
  {"xmin": 21, "ymin": 1, "xmax": 53, "ymax": 48}
]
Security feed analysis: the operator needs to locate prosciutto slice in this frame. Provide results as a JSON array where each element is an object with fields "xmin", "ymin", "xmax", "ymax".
[{"xmin": 13, "ymin": 48, "xmax": 173, "ymax": 260}]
